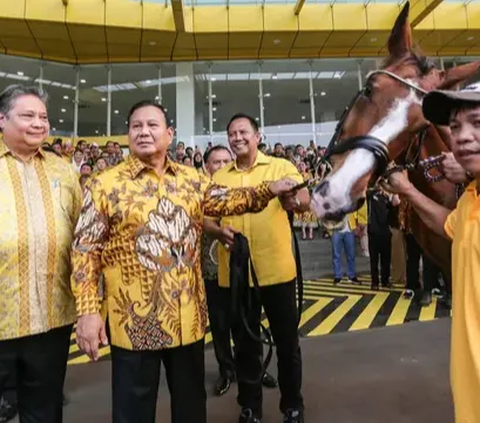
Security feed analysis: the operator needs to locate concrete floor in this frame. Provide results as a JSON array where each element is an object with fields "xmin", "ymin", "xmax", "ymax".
[
  {"xmin": 58, "ymin": 318, "xmax": 453, "ymax": 423},
  {"xmin": 11, "ymin": 235, "xmax": 453, "ymax": 423}
]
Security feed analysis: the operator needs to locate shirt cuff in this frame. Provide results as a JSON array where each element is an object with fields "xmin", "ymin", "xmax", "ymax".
[
  {"xmin": 76, "ymin": 295, "xmax": 101, "ymax": 316},
  {"xmin": 263, "ymin": 181, "xmax": 276, "ymax": 200}
]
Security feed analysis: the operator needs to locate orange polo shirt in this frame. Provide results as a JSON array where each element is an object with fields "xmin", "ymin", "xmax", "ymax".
[
  {"xmin": 444, "ymin": 180, "xmax": 480, "ymax": 423},
  {"xmin": 211, "ymin": 152, "xmax": 303, "ymax": 288}
]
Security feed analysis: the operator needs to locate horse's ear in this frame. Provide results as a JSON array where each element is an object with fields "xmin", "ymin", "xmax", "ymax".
[
  {"xmin": 438, "ymin": 62, "xmax": 480, "ymax": 90},
  {"xmin": 387, "ymin": 2, "xmax": 412, "ymax": 59}
]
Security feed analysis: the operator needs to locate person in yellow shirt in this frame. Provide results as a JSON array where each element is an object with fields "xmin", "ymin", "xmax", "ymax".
[
  {"xmin": 0, "ymin": 84, "xmax": 82, "ymax": 423},
  {"xmin": 382, "ymin": 82, "xmax": 480, "ymax": 423},
  {"xmin": 209, "ymin": 113, "xmax": 310, "ymax": 423},
  {"xmin": 201, "ymin": 146, "xmax": 278, "ymax": 397},
  {"xmin": 71, "ymin": 101, "xmax": 296, "ymax": 423},
  {"xmin": 295, "ymin": 161, "xmax": 318, "ymax": 240}
]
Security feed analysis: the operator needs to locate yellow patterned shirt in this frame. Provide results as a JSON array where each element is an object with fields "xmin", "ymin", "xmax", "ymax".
[
  {"xmin": 71, "ymin": 155, "xmax": 275, "ymax": 351},
  {"xmin": 0, "ymin": 142, "xmax": 82, "ymax": 341}
]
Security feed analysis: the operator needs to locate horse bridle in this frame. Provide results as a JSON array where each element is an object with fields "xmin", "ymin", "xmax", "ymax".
[{"xmin": 324, "ymin": 69, "xmax": 429, "ymax": 182}]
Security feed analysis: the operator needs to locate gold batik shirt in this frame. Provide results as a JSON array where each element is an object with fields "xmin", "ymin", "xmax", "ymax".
[
  {"xmin": 71, "ymin": 155, "xmax": 275, "ymax": 351},
  {"xmin": 0, "ymin": 142, "xmax": 82, "ymax": 341}
]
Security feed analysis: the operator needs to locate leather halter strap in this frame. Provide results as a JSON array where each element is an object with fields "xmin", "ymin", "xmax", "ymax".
[{"xmin": 325, "ymin": 135, "xmax": 390, "ymax": 180}]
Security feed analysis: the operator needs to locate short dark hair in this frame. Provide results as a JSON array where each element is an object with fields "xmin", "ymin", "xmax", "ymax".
[
  {"xmin": 106, "ymin": 141, "xmax": 114, "ymax": 147},
  {"xmin": 80, "ymin": 163, "xmax": 92, "ymax": 171},
  {"xmin": 127, "ymin": 100, "xmax": 171, "ymax": 127},
  {"xmin": 450, "ymin": 103, "xmax": 480, "ymax": 123},
  {"xmin": 0, "ymin": 85, "xmax": 48, "ymax": 117},
  {"xmin": 203, "ymin": 145, "xmax": 231, "ymax": 164},
  {"xmin": 258, "ymin": 143, "xmax": 266, "ymax": 150},
  {"xmin": 226, "ymin": 113, "xmax": 259, "ymax": 133},
  {"xmin": 274, "ymin": 142, "xmax": 282, "ymax": 149}
]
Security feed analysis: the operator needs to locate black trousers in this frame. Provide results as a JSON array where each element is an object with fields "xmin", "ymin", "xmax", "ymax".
[
  {"xmin": 0, "ymin": 325, "xmax": 72, "ymax": 423},
  {"xmin": 231, "ymin": 280, "xmax": 303, "ymax": 417},
  {"xmin": 111, "ymin": 339, "xmax": 206, "ymax": 423},
  {"xmin": 368, "ymin": 232, "xmax": 392, "ymax": 286},
  {"xmin": 204, "ymin": 278, "xmax": 235, "ymax": 378},
  {"xmin": 405, "ymin": 233, "xmax": 422, "ymax": 291},
  {"xmin": 405, "ymin": 233, "xmax": 442, "ymax": 292}
]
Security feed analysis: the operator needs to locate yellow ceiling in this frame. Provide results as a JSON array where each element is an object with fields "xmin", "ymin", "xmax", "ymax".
[{"xmin": 0, "ymin": 0, "xmax": 480, "ymax": 64}]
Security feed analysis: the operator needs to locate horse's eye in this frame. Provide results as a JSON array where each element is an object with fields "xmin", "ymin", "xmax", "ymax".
[{"xmin": 363, "ymin": 85, "xmax": 373, "ymax": 98}]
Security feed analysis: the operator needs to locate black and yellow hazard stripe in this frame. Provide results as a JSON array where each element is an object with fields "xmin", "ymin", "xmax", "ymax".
[{"xmin": 68, "ymin": 276, "xmax": 450, "ymax": 365}]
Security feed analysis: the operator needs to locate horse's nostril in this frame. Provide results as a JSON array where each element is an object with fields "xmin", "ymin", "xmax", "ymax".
[
  {"xmin": 314, "ymin": 181, "xmax": 330, "ymax": 197},
  {"xmin": 324, "ymin": 202, "xmax": 330, "ymax": 210}
]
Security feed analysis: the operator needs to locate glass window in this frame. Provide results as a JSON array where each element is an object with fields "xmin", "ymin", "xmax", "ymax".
[
  {"xmin": 313, "ymin": 58, "xmax": 360, "ymax": 147},
  {"xmin": 193, "ymin": 62, "xmax": 210, "ymax": 139},
  {"xmin": 160, "ymin": 64, "xmax": 177, "ymax": 133},
  {"xmin": 210, "ymin": 61, "xmax": 260, "ymax": 137},
  {"xmin": 0, "ymin": 55, "xmax": 39, "ymax": 92},
  {"xmin": 110, "ymin": 63, "xmax": 159, "ymax": 136},
  {"xmin": 78, "ymin": 65, "xmax": 108, "ymax": 137},
  {"xmin": 261, "ymin": 60, "xmax": 312, "ymax": 148},
  {"xmin": 42, "ymin": 62, "xmax": 76, "ymax": 138}
]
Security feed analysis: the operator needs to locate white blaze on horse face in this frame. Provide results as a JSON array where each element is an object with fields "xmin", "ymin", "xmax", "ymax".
[{"xmin": 311, "ymin": 89, "xmax": 421, "ymax": 219}]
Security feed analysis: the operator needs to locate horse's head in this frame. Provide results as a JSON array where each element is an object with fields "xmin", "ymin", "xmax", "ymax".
[{"xmin": 310, "ymin": 1, "xmax": 480, "ymax": 221}]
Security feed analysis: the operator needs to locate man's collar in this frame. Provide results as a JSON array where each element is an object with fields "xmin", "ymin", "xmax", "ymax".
[
  {"xmin": 230, "ymin": 151, "xmax": 271, "ymax": 172},
  {"xmin": 466, "ymin": 179, "xmax": 478, "ymax": 197},
  {"xmin": 0, "ymin": 140, "xmax": 46, "ymax": 160},
  {"xmin": 127, "ymin": 154, "xmax": 178, "ymax": 179}
]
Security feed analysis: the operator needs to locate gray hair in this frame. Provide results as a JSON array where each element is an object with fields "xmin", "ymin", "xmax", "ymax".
[{"xmin": 0, "ymin": 85, "xmax": 48, "ymax": 116}]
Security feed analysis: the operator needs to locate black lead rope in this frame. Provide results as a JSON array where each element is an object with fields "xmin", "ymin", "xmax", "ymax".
[
  {"xmin": 288, "ymin": 211, "xmax": 304, "ymax": 327},
  {"xmin": 230, "ymin": 233, "xmax": 274, "ymax": 385},
  {"xmin": 229, "ymin": 229, "xmax": 304, "ymax": 385}
]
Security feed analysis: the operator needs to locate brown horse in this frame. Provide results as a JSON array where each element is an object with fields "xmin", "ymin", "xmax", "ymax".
[{"xmin": 309, "ymin": 1, "xmax": 480, "ymax": 279}]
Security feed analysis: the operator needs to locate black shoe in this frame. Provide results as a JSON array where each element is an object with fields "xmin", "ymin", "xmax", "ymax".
[
  {"xmin": 349, "ymin": 277, "xmax": 361, "ymax": 285},
  {"xmin": 419, "ymin": 291, "xmax": 432, "ymax": 307},
  {"xmin": 440, "ymin": 294, "xmax": 452, "ymax": 310},
  {"xmin": 262, "ymin": 372, "xmax": 278, "ymax": 388},
  {"xmin": 238, "ymin": 408, "xmax": 261, "ymax": 423},
  {"xmin": 403, "ymin": 289, "xmax": 415, "ymax": 300},
  {"xmin": 333, "ymin": 278, "xmax": 342, "ymax": 285},
  {"xmin": 283, "ymin": 409, "xmax": 304, "ymax": 423},
  {"xmin": 0, "ymin": 398, "xmax": 18, "ymax": 423},
  {"xmin": 214, "ymin": 374, "xmax": 232, "ymax": 396},
  {"xmin": 371, "ymin": 284, "xmax": 379, "ymax": 291},
  {"xmin": 381, "ymin": 281, "xmax": 392, "ymax": 288}
]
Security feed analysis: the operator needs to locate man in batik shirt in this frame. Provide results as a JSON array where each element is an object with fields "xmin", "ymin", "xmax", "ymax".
[
  {"xmin": 71, "ymin": 100, "xmax": 296, "ymax": 423},
  {"xmin": 0, "ymin": 85, "xmax": 82, "ymax": 423}
]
